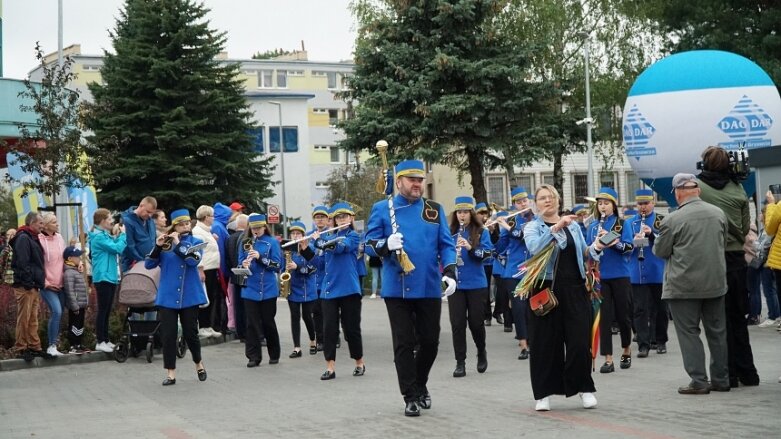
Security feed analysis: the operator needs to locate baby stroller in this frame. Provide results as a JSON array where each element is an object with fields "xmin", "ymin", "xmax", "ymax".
[{"xmin": 113, "ymin": 264, "xmax": 186, "ymax": 363}]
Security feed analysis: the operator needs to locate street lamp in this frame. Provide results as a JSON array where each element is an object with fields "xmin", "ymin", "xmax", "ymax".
[
  {"xmin": 268, "ymin": 101, "xmax": 288, "ymax": 239},
  {"xmin": 578, "ymin": 31, "xmax": 595, "ymax": 198}
]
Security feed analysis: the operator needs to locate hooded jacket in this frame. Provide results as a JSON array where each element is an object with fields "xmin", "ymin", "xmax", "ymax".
[
  {"xmin": 11, "ymin": 226, "xmax": 45, "ymax": 290},
  {"xmin": 39, "ymin": 232, "xmax": 66, "ymax": 290},
  {"xmin": 211, "ymin": 202, "xmax": 232, "ymax": 277},
  {"xmin": 765, "ymin": 200, "xmax": 781, "ymax": 270},
  {"xmin": 89, "ymin": 228, "xmax": 127, "ymax": 284},
  {"xmin": 697, "ymin": 174, "xmax": 750, "ymax": 252},
  {"xmin": 121, "ymin": 206, "xmax": 157, "ymax": 272}
]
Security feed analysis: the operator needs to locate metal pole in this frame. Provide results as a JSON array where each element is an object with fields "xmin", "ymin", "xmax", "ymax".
[
  {"xmin": 270, "ymin": 102, "xmax": 288, "ymax": 239},
  {"xmin": 58, "ymin": 0, "xmax": 63, "ymax": 67},
  {"xmin": 583, "ymin": 34, "xmax": 594, "ymax": 197}
]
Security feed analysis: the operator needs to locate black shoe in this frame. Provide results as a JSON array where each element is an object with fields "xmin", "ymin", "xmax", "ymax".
[
  {"xmin": 620, "ymin": 354, "xmax": 631, "ymax": 369},
  {"xmin": 404, "ymin": 401, "xmax": 420, "ymax": 417},
  {"xmin": 600, "ymin": 362, "xmax": 615, "ymax": 373},
  {"xmin": 309, "ymin": 345, "xmax": 317, "ymax": 355},
  {"xmin": 316, "ymin": 343, "xmax": 323, "ymax": 352},
  {"xmin": 678, "ymin": 385, "xmax": 709, "ymax": 395},
  {"xmin": 518, "ymin": 348, "xmax": 529, "ymax": 360},
  {"xmin": 353, "ymin": 365, "xmax": 365, "ymax": 376},
  {"xmin": 477, "ymin": 351, "xmax": 487, "ymax": 373},
  {"xmin": 453, "ymin": 362, "xmax": 466, "ymax": 378},
  {"xmin": 709, "ymin": 383, "xmax": 731, "ymax": 392},
  {"xmin": 197, "ymin": 368, "xmax": 207, "ymax": 382},
  {"xmin": 336, "ymin": 336, "xmax": 341, "ymax": 349},
  {"xmin": 503, "ymin": 326, "xmax": 512, "ymax": 333},
  {"xmin": 418, "ymin": 393, "xmax": 432, "ymax": 409},
  {"xmin": 247, "ymin": 360, "xmax": 261, "ymax": 368},
  {"xmin": 320, "ymin": 370, "xmax": 336, "ymax": 380},
  {"xmin": 739, "ymin": 376, "xmax": 760, "ymax": 386},
  {"xmin": 484, "ymin": 319, "xmax": 492, "ymax": 327},
  {"xmin": 269, "ymin": 358, "xmax": 279, "ymax": 365},
  {"xmin": 638, "ymin": 348, "xmax": 649, "ymax": 358},
  {"xmin": 494, "ymin": 315, "xmax": 504, "ymax": 325},
  {"xmin": 162, "ymin": 377, "xmax": 176, "ymax": 386},
  {"xmin": 611, "ymin": 325, "xmax": 619, "ymax": 335},
  {"xmin": 289, "ymin": 350, "xmax": 303, "ymax": 358},
  {"xmin": 650, "ymin": 342, "xmax": 658, "ymax": 350},
  {"xmin": 656, "ymin": 343, "xmax": 667, "ymax": 354},
  {"xmin": 729, "ymin": 377, "xmax": 739, "ymax": 388},
  {"xmin": 19, "ymin": 350, "xmax": 34, "ymax": 362}
]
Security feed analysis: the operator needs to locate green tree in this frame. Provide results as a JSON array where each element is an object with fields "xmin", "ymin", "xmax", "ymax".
[
  {"xmin": 85, "ymin": 0, "xmax": 274, "ymax": 212},
  {"xmin": 323, "ymin": 164, "xmax": 384, "ymax": 224},
  {"xmin": 341, "ymin": 0, "xmax": 553, "ymax": 203},
  {"xmin": 3, "ymin": 43, "xmax": 102, "ymax": 200},
  {"xmin": 252, "ymin": 48, "xmax": 295, "ymax": 60},
  {"xmin": 0, "ymin": 185, "xmax": 16, "ymax": 230}
]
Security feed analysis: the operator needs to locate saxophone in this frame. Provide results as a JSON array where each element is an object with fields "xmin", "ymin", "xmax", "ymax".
[{"xmin": 279, "ymin": 250, "xmax": 292, "ymax": 298}]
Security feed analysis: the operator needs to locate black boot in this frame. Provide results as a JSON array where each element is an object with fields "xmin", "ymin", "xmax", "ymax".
[
  {"xmin": 453, "ymin": 361, "xmax": 466, "ymax": 378},
  {"xmin": 404, "ymin": 400, "xmax": 420, "ymax": 417},
  {"xmin": 477, "ymin": 350, "xmax": 487, "ymax": 373}
]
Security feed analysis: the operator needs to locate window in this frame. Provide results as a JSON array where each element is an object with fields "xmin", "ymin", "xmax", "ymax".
[
  {"xmin": 542, "ymin": 173, "xmax": 554, "ymax": 186},
  {"xmin": 269, "ymin": 126, "xmax": 299, "ymax": 152},
  {"xmin": 313, "ymin": 108, "xmax": 328, "ymax": 114},
  {"xmin": 571, "ymin": 173, "xmax": 589, "ymax": 204},
  {"xmin": 315, "ymin": 181, "xmax": 329, "ymax": 189},
  {"xmin": 328, "ymin": 109, "xmax": 339, "ymax": 126},
  {"xmin": 487, "ymin": 175, "xmax": 506, "ymax": 207},
  {"xmin": 313, "ymin": 145, "xmax": 330, "ymax": 151},
  {"xmin": 276, "ymin": 70, "xmax": 287, "ymax": 88},
  {"xmin": 625, "ymin": 171, "xmax": 646, "ymax": 202},
  {"xmin": 600, "ymin": 171, "xmax": 616, "ymax": 189},
  {"xmin": 259, "ymin": 70, "xmax": 273, "ymax": 88},
  {"xmin": 511, "ymin": 174, "xmax": 534, "ymax": 194},
  {"xmin": 249, "ymin": 128, "xmax": 264, "ymax": 153},
  {"xmin": 347, "ymin": 151, "xmax": 356, "ymax": 164},
  {"xmin": 83, "ymin": 65, "xmax": 100, "ymax": 71},
  {"xmin": 330, "ymin": 146, "xmax": 340, "ymax": 163},
  {"xmin": 288, "ymin": 70, "xmax": 304, "ymax": 77},
  {"xmin": 327, "ymin": 72, "xmax": 338, "ymax": 89}
]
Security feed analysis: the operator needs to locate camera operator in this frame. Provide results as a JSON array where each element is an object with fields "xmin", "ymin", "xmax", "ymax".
[{"xmin": 696, "ymin": 145, "xmax": 760, "ymax": 388}]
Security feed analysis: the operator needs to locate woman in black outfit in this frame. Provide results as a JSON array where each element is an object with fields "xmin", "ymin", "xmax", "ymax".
[{"xmin": 523, "ymin": 184, "xmax": 608, "ymax": 411}]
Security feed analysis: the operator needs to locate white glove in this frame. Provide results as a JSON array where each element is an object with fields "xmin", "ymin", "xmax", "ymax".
[
  {"xmin": 442, "ymin": 276, "xmax": 457, "ymax": 297},
  {"xmin": 387, "ymin": 232, "xmax": 404, "ymax": 251}
]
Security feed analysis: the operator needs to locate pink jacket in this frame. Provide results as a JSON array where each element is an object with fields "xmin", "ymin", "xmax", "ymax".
[{"xmin": 39, "ymin": 232, "xmax": 66, "ymax": 290}]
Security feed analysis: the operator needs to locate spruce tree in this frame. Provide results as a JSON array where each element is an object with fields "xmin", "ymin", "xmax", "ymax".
[{"xmin": 85, "ymin": 0, "xmax": 274, "ymax": 211}]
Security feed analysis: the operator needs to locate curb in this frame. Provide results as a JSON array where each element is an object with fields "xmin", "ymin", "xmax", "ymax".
[{"xmin": 0, "ymin": 333, "xmax": 236, "ymax": 373}]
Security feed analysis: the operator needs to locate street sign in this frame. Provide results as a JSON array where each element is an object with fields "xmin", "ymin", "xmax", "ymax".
[{"xmin": 268, "ymin": 204, "xmax": 280, "ymax": 224}]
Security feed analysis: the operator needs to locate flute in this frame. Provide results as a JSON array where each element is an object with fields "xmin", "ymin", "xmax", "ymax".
[
  {"xmin": 281, "ymin": 223, "xmax": 350, "ymax": 248},
  {"xmin": 483, "ymin": 207, "xmax": 532, "ymax": 228}
]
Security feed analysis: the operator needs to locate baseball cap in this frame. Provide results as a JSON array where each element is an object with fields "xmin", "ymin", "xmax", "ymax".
[
  {"xmin": 63, "ymin": 246, "xmax": 83, "ymax": 259},
  {"xmin": 671, "ymin": 173, "xmax": 699, "ymax": 192},
  {"xmin": 229, "ymin": 202, "xmax": 245, "ymax": 211}
]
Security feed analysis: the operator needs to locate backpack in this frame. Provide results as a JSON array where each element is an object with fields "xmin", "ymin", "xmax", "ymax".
[{"xmin": 0, "ymin": 245, "xmax": 14, "ymax": 285}]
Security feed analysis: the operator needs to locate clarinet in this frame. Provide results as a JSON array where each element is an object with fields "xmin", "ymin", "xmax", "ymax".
[
  {"xmin": 456, "ymin": 221, "xmax": 465, "ymax": 266},
  {"xmin": 638, "ymin": 213, "xmax": 646, "ymax": 261}
]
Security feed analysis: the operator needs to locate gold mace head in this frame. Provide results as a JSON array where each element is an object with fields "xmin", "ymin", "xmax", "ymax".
[{"xmin": 375, "ymin": 140, "xmax": 388, "ymax": 154}]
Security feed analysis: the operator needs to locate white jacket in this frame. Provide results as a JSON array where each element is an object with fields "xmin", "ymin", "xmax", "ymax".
[{"xmin": 192, "ymin": 222, "xmax": 220, "ymax": 270}]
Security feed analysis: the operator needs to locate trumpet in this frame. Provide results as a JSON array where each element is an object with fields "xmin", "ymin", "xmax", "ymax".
[
  {"xmin": 483, "ymin": 207, "xmax": 532, "ymax": 228},
  {"xmin": 281, "ymin": 223, "xmax": 350, "ymax": 248},
  {"xmin": 279, "ymin": 251, "xmax": 292, "ymax": 298},
  {"xmin": 456, "ymin": 221, "xmax": 465, "ymax": 267}
]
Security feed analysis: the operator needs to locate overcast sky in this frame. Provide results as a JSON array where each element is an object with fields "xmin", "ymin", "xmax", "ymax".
[{"xmin": 2, "ymin": 0, "xmax": 358, "ymax": 79}]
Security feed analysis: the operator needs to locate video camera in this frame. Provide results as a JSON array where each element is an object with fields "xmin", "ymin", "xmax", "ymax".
[{"xmin": 696, "ymin": 145, "xmax": 750, "ymax": 181}]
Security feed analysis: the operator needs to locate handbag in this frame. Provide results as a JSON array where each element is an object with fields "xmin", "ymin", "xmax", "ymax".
[{"xmin": 529, "ymin": 246, "xmax": 560, "ymax": 316}]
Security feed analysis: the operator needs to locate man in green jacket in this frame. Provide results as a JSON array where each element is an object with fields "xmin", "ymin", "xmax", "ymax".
[
  {"xmin": 654, "ymin": 173, "xmax": 730, "ymax": 394},
  {"xmin": 697, "ymin": 146, "xmax": 760, "ymax": 388}
]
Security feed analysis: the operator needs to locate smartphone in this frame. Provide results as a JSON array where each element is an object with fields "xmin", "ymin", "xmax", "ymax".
[
  {"xmin": 598, "ymin": 230, "xmax": 621, "ymax": 246},
  {"xmin": 770, "ymin": 184, "xmax": 781, "ymax": 202}
]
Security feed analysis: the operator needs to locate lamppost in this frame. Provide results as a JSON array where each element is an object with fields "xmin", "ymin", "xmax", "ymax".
[
  {"xmin": 578, "ymin": 31, "xmax": 595, "ymax": 197},
  {"xmin": 268, "ymin": 101, "xmax": 288, "ymax": 239}
]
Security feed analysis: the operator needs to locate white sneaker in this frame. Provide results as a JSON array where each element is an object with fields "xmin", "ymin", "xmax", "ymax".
[
  {"xmin": 198, "ymin": 328, "xmax": 210, "ymax": 338},
  {"xmin": 370, "ymin": 294, "xmax": 377, "ymax": 299},
  {"xmin": 210, "ymin": 330, "xmax": 222, "ymax": 338},
  {"xmin": 535, "ymin": 397, "xmax": 550, "ymax": 411},
  {"xmin": 580, "ymin": 392, "xmax": 598, "ymax": 409},
  {"xmin": 96, "ymin": 342, "xmax": 113, "ymax": 353},
  {"xmin": 105, "ymin": 341, "xmax": 116, "ymax": 350},
  {"xmin": 757, "ymin": 318, "xmax": 779, "ymax": 328},
  {"xmin": 47, "ymin": 345, "xmax": 64, "ymax": 357}
]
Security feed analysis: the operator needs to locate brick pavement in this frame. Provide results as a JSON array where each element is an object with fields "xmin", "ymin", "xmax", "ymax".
[{"xmin": 0, "ymin": 298, "xmax": 778, "ymax": 438}]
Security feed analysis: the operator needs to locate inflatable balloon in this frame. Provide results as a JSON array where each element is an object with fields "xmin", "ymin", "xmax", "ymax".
[{"xmin": 623, "ymin": 50, "xmax": 781, "ymax": 205}]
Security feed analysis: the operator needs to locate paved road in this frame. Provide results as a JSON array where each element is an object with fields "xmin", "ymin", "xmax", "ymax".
[{"xmin": 1, "ymin": 298, "xmax": 778, "ymax": 438}]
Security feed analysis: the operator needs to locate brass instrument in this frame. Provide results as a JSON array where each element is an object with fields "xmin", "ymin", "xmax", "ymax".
[
  {"xmin": 279, "ymin": 251, "xmax": 292, "ymax": 298},
  {"xmin": 161, "ymin": 235, "xmax": 174, "ymax": 251},
  {"xmin": 243, "ymin": 236, "xmax": 255, "ymax": 252},
  {"xmin": 456, "ymin": 221, "xmax": 465, "ymax": 266},
  {"xmin": 637, "ymin": 213, "xmax": 646, "ymax": 261}
]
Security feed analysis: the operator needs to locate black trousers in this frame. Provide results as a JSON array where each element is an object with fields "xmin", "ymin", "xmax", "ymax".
[
  {"xmin": 632, "ymin": 283, "xmax": 668, "ymax": 350},
  {"xmin": 289, "ymin": 300, "xmax": 316, "ymax": 348},
  {"xmin": 527, "ymin": 281, "xmax": 595, "ymax": 400},
  {"xmin": 506, "ymin": 278, "xmax": 529, "ymax": 341},
  {"xmin": 448, "ymin": 288, "xmax": 487, "ymax": 362},
  {"xmin": 495, "ymin": 278, "xmax": 513, "ymax": 328},
  {"xmin": 159, "ymin": 306, "xmax": 201, "ymax": 370},
  {"xmin": 199, "ymin": 269, "xmax": 225, "ymax": 332},
  {"xmin": 67, "ymin": 307, "xmax": 86, "ymax": 347},
  {"xmin": 244, "ymin": 298, "xmax": 280, "ymax": 362},
  {"xmin": 231, "ymin": 283, "xmax": 246, "ymax": 339},
  {"xmin": 94, "ymin": 281, "xmax": 116, "ymax": 343},
  {"xmin": 724, "ymin": 252, "xmax": 759, "ymax": 382},
  {"xmin": 385, "ymin": 298, "xmax": 441, "ymax": 402},
  {"xmin": 322, "ymin": 294, "xmax": 362, "ymax": 362},
  {"xmin": 313, "ymin": 295, "xmax": 324, "ymax": 344},
  {"xmin": 599, "ymin": 277, "xmax": 632, "ymax": 355},
  {"xmin": 482, "ymin": 266, "xmax": 493, "ymax": 320}
]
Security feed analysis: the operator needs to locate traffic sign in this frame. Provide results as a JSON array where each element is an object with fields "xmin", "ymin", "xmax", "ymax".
[{"xmin": 268, "ymin": 204, "xmax": 280, "ymax": 224}]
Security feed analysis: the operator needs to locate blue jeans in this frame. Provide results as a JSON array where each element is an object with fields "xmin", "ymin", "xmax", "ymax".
[
  {"xmin": 40, "ymin": 288, "xmax": 64, "ymax": 346},
  {"xmin": 370, "ymin": 267, "xmax": 381, "ymax": 295},
  {"xmin": 747, "ymin": 266, "xmax": 779, "ymax": 320}
]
